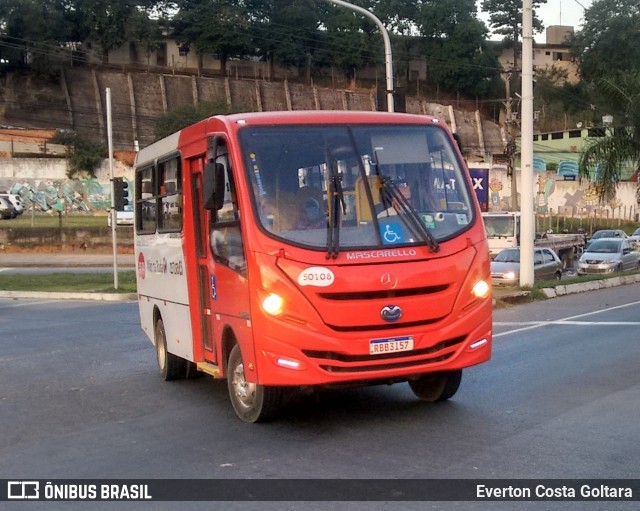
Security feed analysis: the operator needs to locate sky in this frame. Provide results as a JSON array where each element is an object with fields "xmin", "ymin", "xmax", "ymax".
[{"xmin": 536, "ymin": 0, "xmax": 593, "ymax": 33}]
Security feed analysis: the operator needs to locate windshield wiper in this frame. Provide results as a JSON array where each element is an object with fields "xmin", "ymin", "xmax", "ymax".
[
  {"xmin": 326, "ymin": 155, "xmax": 346, "ymax": 259},
  {"xmin": 379, "ymin": 176, "xmax": 440, "ymax": 253}
]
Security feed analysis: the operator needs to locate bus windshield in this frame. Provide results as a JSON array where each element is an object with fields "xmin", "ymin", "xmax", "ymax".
[
  {"xmin": 239, "ymin": 124, "xmax": 474, "ymax": 252},
  {"xmin": 484, "ymin": 216, "xmax": 517, "ymax": 238}
]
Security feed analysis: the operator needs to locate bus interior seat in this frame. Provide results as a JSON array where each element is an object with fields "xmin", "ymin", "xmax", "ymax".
[{"xmin": 354, "ymin": 175, "xmax": 382, "ymax": 223}]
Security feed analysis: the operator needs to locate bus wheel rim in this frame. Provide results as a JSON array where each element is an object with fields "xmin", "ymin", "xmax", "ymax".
[{"xmin": 232, "ymin": 362, "xmax": 256, "ymax": 410}]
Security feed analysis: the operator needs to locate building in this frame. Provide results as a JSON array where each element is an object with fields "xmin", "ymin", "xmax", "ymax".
[{"xmin": 498, "ymin": 26, "xmax": 579, "ymax": 84}]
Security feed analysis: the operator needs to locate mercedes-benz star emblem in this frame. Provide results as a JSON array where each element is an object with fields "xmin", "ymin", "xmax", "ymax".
[
  {"xmin": 380, "ymin": 305, "xmax": 402, "ymax": 322},
  {"xmin": 380, "ymin": 273, "xmax": 398, "ymax": 288}
]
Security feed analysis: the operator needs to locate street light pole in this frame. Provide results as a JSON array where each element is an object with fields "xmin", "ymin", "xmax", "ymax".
[{"xmin": 321, "ymin": 0, "xmax": 394, "ymax": 112}]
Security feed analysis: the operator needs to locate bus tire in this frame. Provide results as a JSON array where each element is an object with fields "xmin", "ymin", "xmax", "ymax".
[
  {"xmin": 227, "ymin": 344, "xmax": 282, "ymax": 423},
  {"xmin": 155, "ymin": 318, "xmax": 186, "ymax": 381},
  {"xmin": 408, "ymin": 369, "xmax": 462, "ymax": 402}
]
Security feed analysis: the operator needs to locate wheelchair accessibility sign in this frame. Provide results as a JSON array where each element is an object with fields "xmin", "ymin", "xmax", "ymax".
[{"xmin": 379, "ymin": 220, "xmax": 405, "ymax": 245}]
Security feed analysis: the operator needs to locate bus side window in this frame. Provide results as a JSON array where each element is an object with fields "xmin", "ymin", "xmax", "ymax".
[{"xmin": 210, "ymin": 154, "xmax": 246, "ymax": 275}]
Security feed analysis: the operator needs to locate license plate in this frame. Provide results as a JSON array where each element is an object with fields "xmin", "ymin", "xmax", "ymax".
[{"xmin": 369, "ymin": 336, "xmax": 414, "ymax": 355}]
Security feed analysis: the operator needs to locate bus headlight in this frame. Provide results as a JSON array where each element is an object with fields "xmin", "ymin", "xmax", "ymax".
[
  {"xmin": 471, "ymin": 279, "xmax": 490, "ymax": 298},
  {"xmin": 262, "ymin": 293, "xmax": 285, "ymax": 316}
]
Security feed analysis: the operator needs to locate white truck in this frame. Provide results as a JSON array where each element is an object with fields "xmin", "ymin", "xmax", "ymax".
[{"xmin": 482, "ymin": 211, "xmax": 586, "ymax": 267}]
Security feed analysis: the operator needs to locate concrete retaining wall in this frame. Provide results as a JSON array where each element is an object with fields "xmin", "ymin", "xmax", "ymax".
[{"xmin": 0, "ymin": 226, "xmax": 133, "ymax": 252}]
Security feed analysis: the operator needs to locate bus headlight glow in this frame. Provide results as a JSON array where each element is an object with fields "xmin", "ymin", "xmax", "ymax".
[
  {"xmin": 472, "ymin": 279, "xmax": 490, "ymax": 298},
  {"xmin": 262, "ymin": 293, "xmax": 285, "ymax": 316}
]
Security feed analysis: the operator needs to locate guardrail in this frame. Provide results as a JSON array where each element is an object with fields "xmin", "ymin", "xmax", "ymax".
[{"xmin": 0, "ymin": 140, "xmax": 67, "ymax": 157}]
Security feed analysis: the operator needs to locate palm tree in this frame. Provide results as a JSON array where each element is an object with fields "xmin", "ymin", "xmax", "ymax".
[{"xmin": 578, "ymin": 71, "xmax": 640, "ymax": 203}]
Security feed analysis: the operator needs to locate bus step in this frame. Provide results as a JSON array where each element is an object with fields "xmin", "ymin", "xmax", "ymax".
[{"xmin": 196, "ymin": 362, "xmax": 221, "ymax": 378}]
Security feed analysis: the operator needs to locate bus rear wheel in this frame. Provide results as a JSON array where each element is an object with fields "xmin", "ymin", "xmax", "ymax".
[
  {"xmin": 408, "ymin": 370, "xmax": 462, "ymax": 402},
  {"xmin": 155, "ymin": 318, "xmax": 186, "ymax": 381},
  {"xmin": 227, "ymin": 344, "xmax": 283, "ymax": 423}
]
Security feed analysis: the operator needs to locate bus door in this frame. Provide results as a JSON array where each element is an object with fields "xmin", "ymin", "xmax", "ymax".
[
  {"xmin": 204, "ymin": 138, "xmax": 249, "ymax": 362},
  {"xmin": 186, "ymin": 155, "xmax": 218, "ymax": 363}
]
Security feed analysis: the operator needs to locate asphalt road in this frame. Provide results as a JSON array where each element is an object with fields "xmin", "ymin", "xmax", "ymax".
[{"xmin": 1, "ymin": 285, "xmax": 639, "ymax": 510}]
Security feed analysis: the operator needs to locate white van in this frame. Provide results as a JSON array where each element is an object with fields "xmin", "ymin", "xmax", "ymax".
[{"xmin": 0, "ymin": 194, "xmax": 24, "ymax": 215}]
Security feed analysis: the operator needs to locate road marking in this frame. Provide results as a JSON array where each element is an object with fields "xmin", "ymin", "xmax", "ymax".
[
  {"xmin": 0, "ymin": 300, "xmax": 63, "ymax": 309},
  {"xmin": 494, "ymin": 299, "xmax": 640, "ymax": 338}
]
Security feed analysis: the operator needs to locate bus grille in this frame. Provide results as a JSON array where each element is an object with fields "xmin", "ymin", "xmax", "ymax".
[
  {"xmin": 302, "ymin": 335, "xmax": 465, "ymax": 373},
  {"xmin": 318, "ymin": 284, "xmax": 449, "ymax": 301}
]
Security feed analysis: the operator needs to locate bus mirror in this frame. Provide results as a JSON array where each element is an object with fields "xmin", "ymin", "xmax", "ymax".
[
  {"xmin": 204, "ymin": 162, "xmax": 216, "ymax": 210},
  {"xmin": 204, "ymin": 162, "xmax": 226, "ymax": 211}
]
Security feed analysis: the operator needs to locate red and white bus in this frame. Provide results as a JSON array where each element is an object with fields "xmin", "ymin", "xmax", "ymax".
[{"xmin": 134, "ymin": 110, "xmax": 492, "ymax": 422}]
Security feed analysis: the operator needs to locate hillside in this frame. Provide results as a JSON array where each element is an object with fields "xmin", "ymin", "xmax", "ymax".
[{"xmin": 0, "ymin": 67, "xmax": 504, "ymax": 160}]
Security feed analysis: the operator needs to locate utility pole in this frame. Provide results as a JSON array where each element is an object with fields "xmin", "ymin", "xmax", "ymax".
[
  {"xmin": 503, "ymin": 69, "xmax": 519, "ymax": 211},
  {"xmin": 520, "ymin": 0, "xmax": 535, "ymax": 286}
]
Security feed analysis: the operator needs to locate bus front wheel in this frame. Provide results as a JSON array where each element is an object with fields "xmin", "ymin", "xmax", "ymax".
[
  {"xmin": 227, "ymin": 344, "xmax": 283, "ymax": 423},
  {"xmin": 408, "ymin": 370, "xmax": 462, "ymax": 402},
  {"xmin": 155, "ymin": 318, "xmax": 186, "ymax": 381}
]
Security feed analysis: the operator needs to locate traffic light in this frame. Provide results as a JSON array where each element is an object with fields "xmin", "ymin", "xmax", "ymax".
[{"xmin": 113, "ymin": 177, "xmax": 129, "ymax": 211}]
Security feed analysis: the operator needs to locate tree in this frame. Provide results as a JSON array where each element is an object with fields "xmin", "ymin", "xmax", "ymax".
[
  {"xmin": 533, "ymin": 67, "xmax": 594, "ymax": 132},
  {"xmin": 578, "ymin": 71, "xmax": 640, "ymax": 202},
  {"xmin": 51, "ymin": 130, "xmax": 106, "ymax": 179},
  {"xmin": 369, "ymin": 0, "xmax": 419, "ymax": 36},
  {"xmin": 314, "ymin": 4, "xmax": 378, "ymax": 83},
  {"xmin": 0, "ymin": 0, "xmax": 75, "ymax": 76},
  {"xmin": 571, "ymin": 0, "xmax": 640, "ymax": 81},
  {"xmin": 481, "ymin": 0, "xmax": 547, "ymax": 73},
  {"xmin": 417, "ymin": 0, "xmax": 502, "ymax": 97},
  {"xmin": 70, "ymin": 0, "xmax": 138, "ymax": 63},
  {"xmin": 125, "ymin": 7, "xmax": 164, "ymax": 64},
  {"xmin": 172, "ymin": 0, "xmax": 252, "ymax": 76},
  {"xmin": 249, "ymin": 0, "xmax": 321, "ymax": 79}
]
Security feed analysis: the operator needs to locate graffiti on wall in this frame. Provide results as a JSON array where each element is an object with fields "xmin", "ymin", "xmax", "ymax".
[
  {"xmin": 487, "ymin": 170, "xmax": 639, "ymax": 219},
  {"xmin": 6, "ymin": 177, "xmax": 132, "ymax": 213}
]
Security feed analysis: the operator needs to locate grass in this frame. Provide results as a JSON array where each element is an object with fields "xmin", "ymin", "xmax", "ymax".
[
  {"xmin": 1, "ymin": 213, "xmax": 109, "ymax": 229},
  {"xmin": 0, "ymin": 271, "xmax": 137, "ymax": 293}
]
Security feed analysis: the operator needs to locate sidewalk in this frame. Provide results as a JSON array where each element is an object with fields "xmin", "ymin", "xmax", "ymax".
[
  {"xmin": 0, "ymin": 252, "xmax": 137, "ymax": 302},
  {"xmin": 0, "ymin": 252, "xmax": 135, "ymax": 268}
]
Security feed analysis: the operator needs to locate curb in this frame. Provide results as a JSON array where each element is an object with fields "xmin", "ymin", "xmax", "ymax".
[
  {"xmin": 0, "ymin": 290, "xmax": 138, "ymax": 302},
  {"xmin": 494, "ymin": 273, "xmax": 640, "ymax": 304},
  {"xmin": 540, "ymin": 273, "xmax": 640, "ymax": 298}
]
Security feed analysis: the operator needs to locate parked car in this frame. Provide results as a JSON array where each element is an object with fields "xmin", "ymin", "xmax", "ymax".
[
  {"xmin": 629, "ymin": 228, "xmax": 640, "ymax": 250},
  {"xmin": 107, "ymin": 206, "xmax": 134, "ymax": 227},
  {"xmin": 0, "ymin": 193, "xmax": 24, "ymax": 215},
  {"xmin": 584, "ymin": 229, "xmax": 628, "ymax": 250},
  {"xmin": 577, "ymin": 238, "xmax": 640, "ymax": 275},
  {"xmin": 491, "ymin": 247, "xmax": 563, "ymax": 286},
  {"xmin": 0, "ymin": 196, "xmax": 16, "ymax": 219}
]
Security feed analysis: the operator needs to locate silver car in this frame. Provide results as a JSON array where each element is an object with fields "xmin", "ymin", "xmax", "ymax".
[
  {"xmin": 577, "ymin": 238, "xmax": 640, "ymax": 275},
  {"xmin": 0, "ymin": 193, "xmax": 24, "ymax": 216},
  {"xmin": 491, "ymin": 247, "xmax": 563, "ymax": 286}
]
